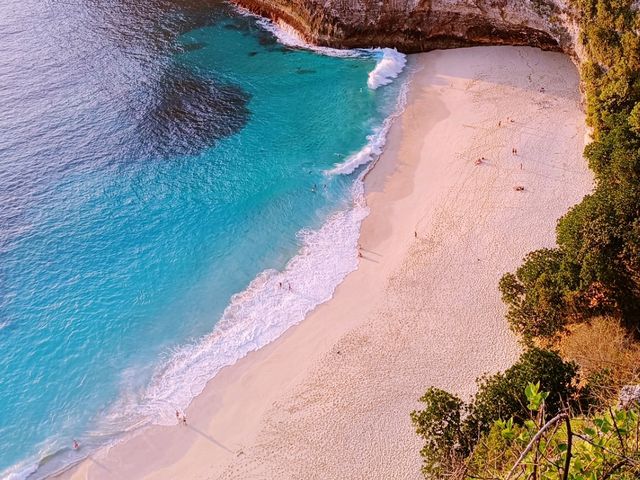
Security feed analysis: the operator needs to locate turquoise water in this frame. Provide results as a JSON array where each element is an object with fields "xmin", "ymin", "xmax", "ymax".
[{"xmin": 0, "ymin": 2, "xmax": 404, "ymax": 477}]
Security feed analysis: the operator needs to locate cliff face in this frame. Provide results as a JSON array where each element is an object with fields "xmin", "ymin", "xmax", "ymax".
[{"xmin": 235, "ymin": 0, "xmax": 583, "ymax": 60}]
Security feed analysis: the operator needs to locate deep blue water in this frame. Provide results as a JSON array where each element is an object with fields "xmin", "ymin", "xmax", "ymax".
[{"xmin": 0, "ymin": 1, "xmax": 403, "ymax": 477}]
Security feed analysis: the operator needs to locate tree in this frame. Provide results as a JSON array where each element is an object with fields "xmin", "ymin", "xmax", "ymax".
[
  {"xmin": 465, "ymin": 348, "xmax": 580, "ymax": 437},
  {"xmin": 411, "ymin": 388, "xmax": 466, "ymax": 478},
  {"xmin": 499, "ymin": 249, "xmax": 579, "ymax": 340}
]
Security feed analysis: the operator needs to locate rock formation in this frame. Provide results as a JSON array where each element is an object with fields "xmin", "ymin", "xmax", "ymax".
[
  {"xmin": 234, "ymin": 0, "xmax": 584, "ymax": 60},
  {"xmin": 619, "ymin": 385, "xmax": 640, "ymax": 409}
]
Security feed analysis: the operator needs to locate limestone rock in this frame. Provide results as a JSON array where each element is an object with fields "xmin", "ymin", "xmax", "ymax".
[
  {"xmin": 619, "ymin": 385, "xmax": 640, "ymax": 409},
  {"xmin": 234, "ymin": 0, "xmax": 583, "ymax": 60}
]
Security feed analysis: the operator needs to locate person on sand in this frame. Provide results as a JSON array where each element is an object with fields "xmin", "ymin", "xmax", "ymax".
[
  {"xmin": 176, "ymin": 410, "xmax": 181, "ymax": 424},
  {"xmin": 182, "ymin": 415, "xmax": 187, "ymax": 426}
]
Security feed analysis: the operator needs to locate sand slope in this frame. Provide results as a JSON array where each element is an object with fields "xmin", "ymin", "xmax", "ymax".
[{"xmin": 63, "ymin": 46, "xmax": 592, "ymax": 480}]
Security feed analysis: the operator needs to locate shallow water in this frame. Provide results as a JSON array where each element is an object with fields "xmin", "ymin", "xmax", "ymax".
[{"xmin": 0, "ymin": 1, "xmax": 404, "ymax": 477}]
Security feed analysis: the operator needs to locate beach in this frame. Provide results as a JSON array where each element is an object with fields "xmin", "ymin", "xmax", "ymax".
[{"xmin": 62, "ymin": 46, "xmax": 592, "ymax": 480}]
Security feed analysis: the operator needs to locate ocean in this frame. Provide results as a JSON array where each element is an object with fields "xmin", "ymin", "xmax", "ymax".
[{"xmin": 0, "ymin": 0, "xmax": 406, "ymax": 477}]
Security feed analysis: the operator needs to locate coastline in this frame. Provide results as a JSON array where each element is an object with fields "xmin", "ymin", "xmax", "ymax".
[{"xmin": 61, "ymin": 46, "xmax": 592, "ymax": 479}]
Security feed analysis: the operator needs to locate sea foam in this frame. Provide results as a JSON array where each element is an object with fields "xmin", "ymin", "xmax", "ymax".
[
  {"xmin": 105, "ymin": 12, "xmax": 410, "ymax": 431},
  {"xmin": 112, "ymin": 182, "xmax": 369, "ymax": 426},
  {"xmin": 238, "ymin": 6, "xmax": 408, "ymax": 89},
  {"xmin": 327, "ymin": 81, "xmax": 409, "ymax": 176},
  {"xmin": 110, "ymin": 6, "xmax": 412, "ymax": 431},
  {"xmin": 367, "ymin": 48, "xmax": 407, "ymax": 90},
  {"xmin": 241, "ymin": 9, "xmax": 359, "ymax": 57},
  {"xmin": 12, "ymin": 12, "xmax": 410, "ymax": 480}
]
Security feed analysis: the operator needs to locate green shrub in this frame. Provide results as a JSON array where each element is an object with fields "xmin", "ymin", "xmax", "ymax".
[
  {"xmin": 410, "ymin": 388, "xmax": 466, "ymax": 478},
  {"xmin": 468, "ymin": 385, "xmax": 640, "ymax": 479},
  {"xmin": 417, "ymin": 383, "xmax": 640, "ymax": 479},
  {"xmin": 465, "ymin": 348, "xmax": 580, "ymax": 436},
  {"xmin": 499, "ymin": 250, "xmax": 580, "ymax": 340},
  {"xmin": 412, "ymin": 349, "xmax": 584, "ymax": 477}
]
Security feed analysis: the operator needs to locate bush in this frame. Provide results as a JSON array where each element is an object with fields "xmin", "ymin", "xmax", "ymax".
[
  {"xmin": 417, "ymin": 382, "xmax": 640, "ymax": 479},
  {"xmin": 412, "ymin": 349, "xmax": 584, "ymax": 477},
  {"xmin": 467, "ymin": 386, "xmax": 640, "ymax": 479},
  {"xmin": 466, "ymin": 348, "xmax": 580, "ymax": 436},
  {"xmin": 559, "ymin": 317, "xmax": 640, "ymax": 406},
  {"xmin": 499, "ymin": 249, "xmax": 580, "ymax": 340},
  {"xmin": 410, "ymin": 388, "xmax": 466, "ymax": 479}
]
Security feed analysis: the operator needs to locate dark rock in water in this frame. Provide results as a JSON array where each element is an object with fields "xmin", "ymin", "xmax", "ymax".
[
  {"xmin": 257, "ymin": 30, "xmax": 278, "ymax": 46},
  {"xmin": 137, "ymin": 68, "xmax": 251, "ymax": 159},
  {"xmin": 224, "ymin": 22, "xmax": 244, "ymax": 30},
  {"xmin": 179, "ymin": 41, "xmax": 207, "ymax": 53}
]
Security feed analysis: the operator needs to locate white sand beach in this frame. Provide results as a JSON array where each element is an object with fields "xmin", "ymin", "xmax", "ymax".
[{"xmin": 62, "ymin": 46, "xmax": 592, "ymax": 480}]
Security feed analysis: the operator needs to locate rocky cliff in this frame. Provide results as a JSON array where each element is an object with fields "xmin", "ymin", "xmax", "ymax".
[{"xmin": 234, "ymin": 0, "xmax": 583, "ymax": 60}]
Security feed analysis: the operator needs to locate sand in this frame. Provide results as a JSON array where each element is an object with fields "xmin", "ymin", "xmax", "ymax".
[{"xmin": 62, "ymin": 46, "xmax": 592, "ymax": 480}]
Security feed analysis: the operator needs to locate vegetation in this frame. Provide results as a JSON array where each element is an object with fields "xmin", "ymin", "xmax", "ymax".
[
  {"xmin": 411, "ymin": 349, "xmax": 584, "ymax": 478},
  {"xmin": 412, "ymin": 2, "xmax": 640, "ymax": 477},
  {"xmin": 559, "ymin": 317, "xmax": 640, "ymax": 405},
  {"xmin": 499, "ymin": 0, "xmax": 640, "ymax": 342},
  {"xmin": 413, "ymin": 381, "xmax": 640, "ymax": 479},
  {"xmin": 467, "ymin": 385, "xmax": 640, "ymax": 479}
]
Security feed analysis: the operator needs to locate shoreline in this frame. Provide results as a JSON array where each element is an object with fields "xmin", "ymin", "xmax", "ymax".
[{"xmin": 61, "ymin": 45, "xmax": 592, "ymax": 479}]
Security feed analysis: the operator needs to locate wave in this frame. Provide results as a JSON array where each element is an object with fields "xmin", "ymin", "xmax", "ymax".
[
  {"xmin": 117, "ymin": 10, "xmax": 411, "ymax": 434},
  {"xmin": 104, "ymin": 182, "xmax": 369, "ymax": 429},
  {"xmin": 236, "ymin": 6, "xmax": 360, "ymax": 58},
  {"xmin": 237, "ymin": 6, "xmax": 408, "ymax": 91},
  {"xmin": 7, "ymin": 10, "xmax": 411, "ymax": 480},
  {"xmin": 102, "ymin": 66, "xmax": 411, "ymax": 432},
  {"xmin": 101, "ymin": 76, "xmax": 411, "ymax": 438},
  {"xmin": 367, "ymin": 48, "xmax": 407, "ymax": 90},
  {"xmin": 326, "ymin": 81, "xmax": 409, "ymax": 176},
  {"xmin": 5, "ymin": 462, "xmax": 37, "ymax": 480}
]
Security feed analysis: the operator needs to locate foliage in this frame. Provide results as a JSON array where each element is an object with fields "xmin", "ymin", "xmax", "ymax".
[
  {"xmin": 410, "ymin": 388, "xmax": 466, "ymax": 478},
  {"xmin": 559, "ymin": 317, "xmax": 640, "ymax": 407},
  {"xmin": 416, "ymin": 383, "xmax": 640, "ymax": 479},
  {"xmin": 466, "ymin": 348, "xmax": 581, "ymax": 437},
  {"xmin": 467, "ymin": 385, "xmax": 640, "ymax": 480},
  {"xmin": 414, "ymin": 2, "xmax": 640, "ymax": 477},
  {"xmin": 499, "ymin": 249, "xmax": 580, "ymax": 340},
  {"xmin": 411, "ymin": 349, "xmax": 584, "ymax": 477}
]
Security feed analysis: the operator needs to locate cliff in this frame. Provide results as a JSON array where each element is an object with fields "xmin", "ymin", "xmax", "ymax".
[{"xmin": 234, "ymin": 0, "xmax": 584, "ymax": 59}]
